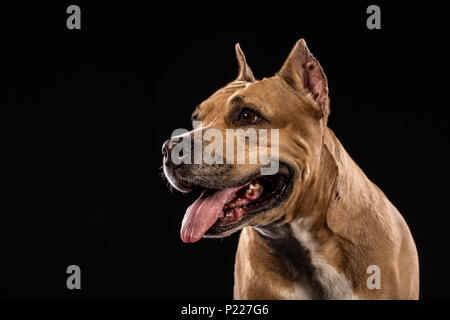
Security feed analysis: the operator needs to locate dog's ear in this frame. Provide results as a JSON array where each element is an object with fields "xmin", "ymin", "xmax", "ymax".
[
  {"xmin": 235, "ymin": 43, "xmax": 255, "ymax": 82},
  {"xmin": 278, "ymin": 39, "xmax": 329, "ymax": 114}
]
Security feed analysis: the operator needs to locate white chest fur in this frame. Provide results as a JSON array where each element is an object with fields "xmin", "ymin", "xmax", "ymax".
[{"xmin": 286, "ymin": 218, "xmax": 358, "ymax": 300}]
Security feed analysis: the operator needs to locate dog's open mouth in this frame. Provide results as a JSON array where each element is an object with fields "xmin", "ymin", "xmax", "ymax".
[{"xmin": 180, "ymin": 165, "xmax": 292, "ymax": 243}]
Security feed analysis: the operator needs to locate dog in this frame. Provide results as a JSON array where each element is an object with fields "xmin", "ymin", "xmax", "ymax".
[{"xmin": 162, "ymin": 39, "xmax": 419, "ymax": 299}]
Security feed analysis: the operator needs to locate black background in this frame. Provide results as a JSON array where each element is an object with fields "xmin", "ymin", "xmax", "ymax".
[{"xmin": 2, "ymin": 1, "xmax": 449, "ymax": 300}]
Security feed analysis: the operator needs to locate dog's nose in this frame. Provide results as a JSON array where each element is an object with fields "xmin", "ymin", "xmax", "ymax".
[
  {"xmin": 162, "ymin": 139, "xmax": 172, "ymax": 158},
  {"xmin": 163, "ymin": 138, "xmax": 185, "ymax": 164}
]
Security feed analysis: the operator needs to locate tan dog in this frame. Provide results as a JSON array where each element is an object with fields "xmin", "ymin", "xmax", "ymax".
[{"xmin": 162, "ymin": 39, "xmax": 419, "ymax": 299}]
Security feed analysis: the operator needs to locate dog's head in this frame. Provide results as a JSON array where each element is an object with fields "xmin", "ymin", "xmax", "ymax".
[{"xmin": 162, "ymin": 39, "xmax": 330, "ymax": 242}]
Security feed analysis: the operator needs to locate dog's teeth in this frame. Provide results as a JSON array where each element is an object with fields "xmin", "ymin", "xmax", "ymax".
[
  {"xmin": 249, "ymin": 183, "xmax": 261, "ymax": 190},
  {"xmin": 246, "ymin": 189, "xmax": 252, "ymax": 195}
]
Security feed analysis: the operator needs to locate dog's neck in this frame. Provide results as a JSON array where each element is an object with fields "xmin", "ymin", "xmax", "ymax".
[{"xmin": 253, "ymin": 128, "xmax": 364, "ymax": 299}]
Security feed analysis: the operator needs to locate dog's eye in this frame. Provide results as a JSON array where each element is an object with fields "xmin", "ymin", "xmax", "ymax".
[{"xmin": 238, "ymin": 109, "xmax": 258, "ymax": 124}]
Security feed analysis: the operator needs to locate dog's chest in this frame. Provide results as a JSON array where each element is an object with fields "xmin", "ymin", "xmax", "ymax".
[
  {"xmin": 290, "ymin": 218, "xmax": 357, "ymax": 299},
  {"xmin": 236, "ymin": 222, "xmax": 357, "ymax": 300},
  {"xmin": 275, "ymin": 247, "xmax": 357, "ymax": 300}
]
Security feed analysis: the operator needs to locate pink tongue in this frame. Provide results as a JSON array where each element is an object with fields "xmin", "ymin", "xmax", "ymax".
[{"xmin": 181, "ymin": 186, "xmax": 243, "ymax": 243}]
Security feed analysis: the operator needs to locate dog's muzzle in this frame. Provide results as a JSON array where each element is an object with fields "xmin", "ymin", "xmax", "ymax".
[{"xmin": 162, "ymin": 138, "xmax": 193, "ymax": 192}]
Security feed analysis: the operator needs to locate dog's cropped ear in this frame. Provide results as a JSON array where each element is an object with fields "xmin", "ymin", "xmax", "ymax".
[
  {"xmin": 235, "ymin": 43, "xmax": 255, "ymax": 82},
  {"xmin": 278, "ymin": 39, "xmax": 329, "ymax": 114}
]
